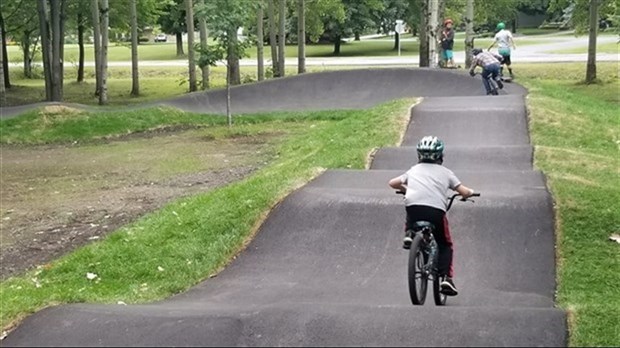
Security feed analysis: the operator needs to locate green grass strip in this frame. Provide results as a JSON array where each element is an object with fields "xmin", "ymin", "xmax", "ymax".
[
  {"xmin": 523, "ymin": 66, "xmax": 619, "ymax": 346},
  {"xmin": 0, "ymin": 98, "xmax": 413, "ymax": 331}
]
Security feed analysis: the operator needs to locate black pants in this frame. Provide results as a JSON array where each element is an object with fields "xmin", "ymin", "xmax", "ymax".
[{"xmin": 405, "ymin": 205, "xmax": 454, "ymax": 278}]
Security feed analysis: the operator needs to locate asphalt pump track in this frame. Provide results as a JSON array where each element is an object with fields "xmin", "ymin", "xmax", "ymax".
[{"xmin": 2, "ymin": 68, "xmax": 567, "ymax": 347}]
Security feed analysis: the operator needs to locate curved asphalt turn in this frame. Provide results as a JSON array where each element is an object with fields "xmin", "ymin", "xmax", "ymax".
[{"xmin": 2, "ymin": 69, "xmax": 566, "ymax": 347}]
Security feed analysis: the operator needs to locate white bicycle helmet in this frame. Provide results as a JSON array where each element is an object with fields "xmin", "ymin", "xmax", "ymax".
[{"xmin": 416, "ymin": 136, "xmax": 445, "ymax": 162}]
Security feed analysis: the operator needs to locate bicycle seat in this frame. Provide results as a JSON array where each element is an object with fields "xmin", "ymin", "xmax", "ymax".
[{"xmin": 413, "ymin": 221, "xmax": 435, "ymax": 232}]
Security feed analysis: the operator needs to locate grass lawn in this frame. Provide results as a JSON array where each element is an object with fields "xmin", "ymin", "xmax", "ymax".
[
  {"xmin": 519, "ymin": 62, "xmax": 619, "ymax": 347},
  {"xmin": 549, "ymin": 41, "xmax": 619, "ymax": 54}
]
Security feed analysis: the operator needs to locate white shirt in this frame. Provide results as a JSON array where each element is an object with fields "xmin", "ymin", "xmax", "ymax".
[
  {"xmin": 399, "ymin": 163, "xmax": 461, "ymax": 211},
  {"xmin": 494, "ymin": 29, "xmax": 513, "ymax": 49}
]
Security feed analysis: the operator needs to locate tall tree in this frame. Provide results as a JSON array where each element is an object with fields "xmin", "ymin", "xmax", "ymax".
[
  {"xmin": 130, "ymin": 0, "xmax": 140, "ymax": 96},
  {"xmin": 196, "ymin": 0, "xmax": 257, "ymax": 125},
  {"xmin": 464, "ymin": 0, "xmax": 474, "ymax": 67},
  {"xmin": 0, "ymin": 8, "xmax": 10, "ymax": 88},
  {"xmin": 374, "ymin": 0, "xmax": 409, "ymax": 50},
  {"xmin": 37, "ymin": 0, "xmax": 52, "ymax": 100},
  {"xmin": 186, "ymin": 0, "xmax": 197, "ymax": 92},
  {"xmin": 100, "ymin": 0, "xmax": 109, "ymax": 105},
  {"xmin": 0, "ymin": 24, "xmax": 5, "ymax": 105},
  {"xmin": 257, "ymin": 3, "xmax": 265, "ymax": 80},
  {"xmin": 158, "ymin": 0, "xmax": 186, "ymax": 57},
  {"xmin": 50, "ymin": 0, "xmax": 62, "ymax": 101},
  {"xmin": 418, "ymin": 0, "xmax": 429, "ymax": 66},
  {"xmin": 91, "ymin": 0, "xmax": 102, "ymax": 96},
  {"xmin": 76, "ymin": 10, "xmax": 86, "ymax": 82},
  {"xmin": 298, "ymin": 0, "xmax": 306, "ymax": 74},
  {"xmin": 268, "ymin": 0, "xmax": 279, "ymax": 76},
  {"xmin": 278, "ymin": 0, "xmax": 286, "ymax": 77},
  {"xmin": 585, "ymin": 0, "xmax": 599, "ymax": 83},
  {"xmin": 548, "ymin": 0, "xmax": 615, "ymax": 82},
  {"xmin": 198, "ymin": 0, "xmax": 209, "ymax": 89}
]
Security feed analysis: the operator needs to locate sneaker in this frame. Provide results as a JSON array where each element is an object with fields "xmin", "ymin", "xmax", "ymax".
[
  {"xmin": 496, "ymin": 78, "xmax": 504, "ymax": 89},
  {"xmin": 403, "ymin": 230, "xmax": 414, "ymax": 250},
  {"xmin": 440, "ymin": 277, "xmax": 459, "ymax": 296}
]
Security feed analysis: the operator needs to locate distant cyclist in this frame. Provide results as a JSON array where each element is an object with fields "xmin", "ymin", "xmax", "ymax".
[
  {"xmin": 388, "ymin": 136, "xmax": 476, "ymax": 296},
  {"xmin": 469, "ymin": 48, "xmax": 504, "ymax": 95},
  {"xmin": 488, "ymin": 22, "xmax": 516, "ymax": 80}
]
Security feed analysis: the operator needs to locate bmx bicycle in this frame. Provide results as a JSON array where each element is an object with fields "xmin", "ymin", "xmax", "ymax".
[
  {"xmin": 472, "ymin": 72, "xmax": 504, "ymax": 96},
  {"xmin": 396, "ymin": 191, "xmax": 480, "ymax": 306}
]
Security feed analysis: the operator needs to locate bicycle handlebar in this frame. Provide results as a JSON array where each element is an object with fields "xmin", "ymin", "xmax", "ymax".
[{"xmin": 395, "ymin": 191, "xmax": 480, "ymax": 211}]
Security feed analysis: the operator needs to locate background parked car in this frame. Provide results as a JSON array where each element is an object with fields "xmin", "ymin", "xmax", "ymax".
[{"xmin": 154, "ymin": 34, "xmax": 167, "ymax": 42}]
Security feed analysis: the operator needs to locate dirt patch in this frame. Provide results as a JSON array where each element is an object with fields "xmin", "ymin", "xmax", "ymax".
[{"xmin": 0, "ymin": 128, "xmax": 279, "ymax": 280}]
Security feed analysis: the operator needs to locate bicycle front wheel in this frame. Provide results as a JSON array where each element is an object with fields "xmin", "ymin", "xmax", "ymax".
[
  {"xmin": 433, "ymin": 274, "xmax": 448, "ymax": 306},
  {"xmin": 408, "ymin": 235, "xmax": 428, "ymax": 305}
]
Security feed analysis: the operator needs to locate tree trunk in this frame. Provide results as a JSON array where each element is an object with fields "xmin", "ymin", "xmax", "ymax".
[
  {"xmin": 393, "ymin": 32, "xmax": 399, "ymax": 50},
  {"xmin": 227, "ymin": 28, "xmax": 240, "ymax": 85},
  {"xmin": 91, "ymin": 0, "xmax": 102, "ymax": 96},
  {"xmin": 130, "ymin": 0, "xmax": 139, "ymax": 96},
  {"xmin": 199, "ymin": 4, "xmax": 209, "ymax": 89},
  {"xmin": 464, "ymin": 0, "xmax": 474, "ymax": 68},
  {"xmin": 50, "ymin": 0, "xmax": 62, "ymax": 101},
  {"xmin": 186, "ymin": 0, "xmax": 197, "ymax": 92},
  {"xmin": 585, "ymin": 0, "xmax": 598, "ymax": 84},
  {"xmin": 0, "ymin": 25, "xmax": 5, "ymax": 106},
  {"xmin": 175, "ymin": 32, "xmax": 184, "ymax": 57},
  {"xmin": 268, "ymin": 0, "xmax": 278, "ymax": 77},
  {"xmin": 0, "ymin": 11, "xmax": 9, "ymax": 88},
  {"xmin": 419, "ymin": 0, "xmax": 429, "ymax": 67},
  {"xmin": 77, "ymin": 11, "xmax": 84, "ymax": 82},
  {"xmin": 278, "ymin": 0, "xmax": 286, "ymax": 77},
  {"xmin": 257, "ymin": 6, "xmax": 265, "ymax": 81},
  {"xmin": 428, "ymin": 0, "xmax": 439, "ymax": 68},
  {"xmin": 226, "ymin": 69, "xmax": 232, "ymax": 127},
  {"xmin": 334, "ymin": 35, "xmax": 341, "ymax": 55},
  {"xmin": 22, "ymin": 32, "xmax": 32, "ymax": 78},
  {"xmin": 37, "ymin": 0, "xmax": 52, "ymax": 100},
  {"xmin": 99, "ymin": 0, "xmax": 109, "ymax": 105},
  {"xmin": 511, "ymin": 18, "xmax": 517, "ymax": 34},
  {"xmin": 59, "ymin": 0, "xmax": 67, "ymax": 96},
  {"xmin": 355, "ymin": 32, "xmax": 360, "ymax": 41},
  {"xmin": 297, "ymin": 0, "xmax": 305, "ymax": 74}
]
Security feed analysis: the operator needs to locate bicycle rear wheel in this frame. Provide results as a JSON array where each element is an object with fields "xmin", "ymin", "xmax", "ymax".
[
  {"xmin": 433, "ymin": 274, "xmax": 448, "ymax": 306},
  {"xmin": 408, "ymin": 235, "xmax": 428, "ymax": 305}
]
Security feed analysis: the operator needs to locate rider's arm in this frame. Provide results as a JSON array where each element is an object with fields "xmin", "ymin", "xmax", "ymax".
[
  {"xmin": 389, "ymin": 175, "xmax": 407, "ymax": 191},
  {"xmin": 455, "ymin": 184, "xmax": 475, "ymax": 198},
  {"xmin": 509, "ymin": 36, "xmax": 516, "ymax": 49}
]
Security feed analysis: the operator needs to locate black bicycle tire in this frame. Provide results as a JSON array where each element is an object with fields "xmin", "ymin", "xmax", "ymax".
[
  {"xmin": 433, "ymin": 273, "xmax": 448, "ymax": 306},
  {"xmin": 408, "ymin": 234, "xmax": 428, "ymax": 305}
]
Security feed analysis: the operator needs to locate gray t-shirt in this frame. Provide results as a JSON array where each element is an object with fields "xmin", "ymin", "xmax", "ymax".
[
  {"xmin": 494, "ymin": 29, "xmax": 513, "ymax": 49},
  {"xmin": 399, "ymin": 163, "xmax": 461, "ymax": 211}
]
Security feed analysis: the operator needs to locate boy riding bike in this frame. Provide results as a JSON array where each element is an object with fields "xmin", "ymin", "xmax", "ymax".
[
  {"xmin": 469, "ymin": 48, "xmax": 504, "ymax": 95},
  {"xmin": 488, "ymin": 22, "xmax": 516, "ymax": 80},
  {"xmin": 388, "ymin": 136, "xmax": 476, "ymax": 296}
]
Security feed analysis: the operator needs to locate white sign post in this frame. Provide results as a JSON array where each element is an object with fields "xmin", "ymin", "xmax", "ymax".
[{"xmin": 395, "ymin": 20, "xmax": 404, "ymax": 57}]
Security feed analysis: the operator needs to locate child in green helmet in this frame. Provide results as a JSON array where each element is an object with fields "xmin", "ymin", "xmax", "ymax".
[{"xmin": 488, "ymin": 22, "xmax": 516, "ymax": 80}]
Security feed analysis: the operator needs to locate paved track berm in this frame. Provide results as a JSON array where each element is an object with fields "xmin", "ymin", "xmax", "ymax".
[{"xmin": 3, "ymin": 69, "xmax": 567, "ymax": 347}]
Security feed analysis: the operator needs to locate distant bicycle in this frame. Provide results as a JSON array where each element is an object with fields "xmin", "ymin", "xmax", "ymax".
[{"xmin": 396, "ymin": 191, "xmax": 480, "ymax": 306}]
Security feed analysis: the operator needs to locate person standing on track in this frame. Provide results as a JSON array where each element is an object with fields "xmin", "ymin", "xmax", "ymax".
[
  {"xmin": 439, "ymin": 18, "xmax": 456, "ymax": 68},
  {"xmin": 469, "ymin": 48, "xmax": 504, "ymax": 95},
  {"xmin": 388, "ymin": 136, "xmax": 476, "ymax": 296},
  {"xmin": 488, "ymin": 22, "xmax": 516, "ymax": 80}
]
